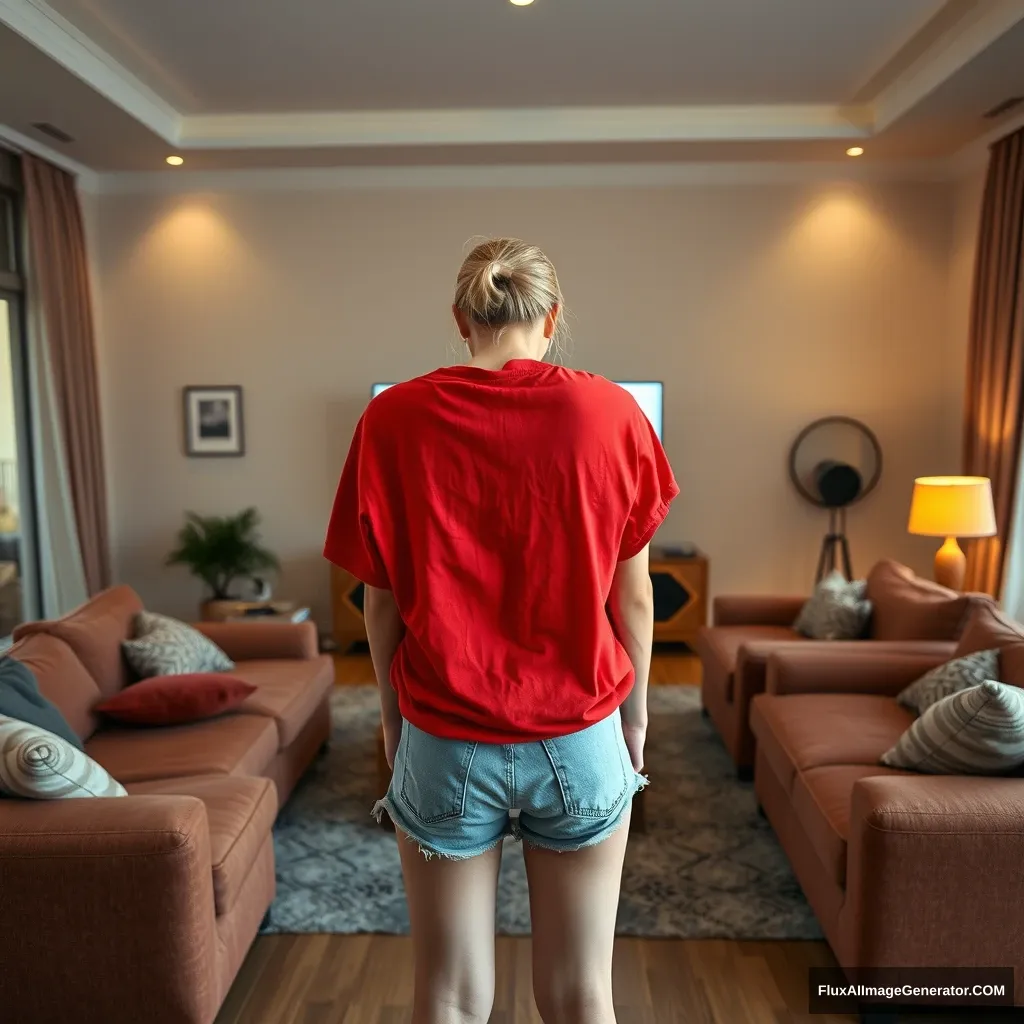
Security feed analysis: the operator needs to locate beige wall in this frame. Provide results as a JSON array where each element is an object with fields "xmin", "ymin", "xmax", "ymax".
[{"xmin": 91, "ymin": 175, "xmax": 962, "ymax": 629}]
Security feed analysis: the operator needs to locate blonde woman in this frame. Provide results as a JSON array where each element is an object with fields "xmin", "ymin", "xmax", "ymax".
[{"xmin": 325, "ymin": 238, "xmax": 677, "ymax": 1024}]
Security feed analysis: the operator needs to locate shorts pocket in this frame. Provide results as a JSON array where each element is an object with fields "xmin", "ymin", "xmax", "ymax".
[
  {"xmin": 540, "ymin": 712, "xmax": 630, "ymax": 818},
  {"xmin": 399, "ymin": 721, "xmax": 478, "ymax": 824}
]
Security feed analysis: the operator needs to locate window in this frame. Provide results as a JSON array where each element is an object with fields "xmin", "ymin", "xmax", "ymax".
[{"xmin": 0, "ymin": 150, "xmax": 39, "ymax": 638}]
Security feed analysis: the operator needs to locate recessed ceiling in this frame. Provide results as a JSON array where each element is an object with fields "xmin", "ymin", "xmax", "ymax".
[
  {"xmin": 0, "ymin": 0, "xmax": 1022, "ymax": 176},
  {"xmin": 41, "ymin": 0, "xmax": 945, "ymax": 113}
]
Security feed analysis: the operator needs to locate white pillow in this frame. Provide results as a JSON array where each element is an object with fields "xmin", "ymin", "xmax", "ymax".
[
  {"xmin": 122, "ymin": 611, "xmax": 234, "ymax": 679},
  {"xmin": 0, "ymin": 715, "xmax": 127, "ymax": 799},
  {"xmin": 794, "ymin": 571, "xmax": 872, "ymax": 640}
]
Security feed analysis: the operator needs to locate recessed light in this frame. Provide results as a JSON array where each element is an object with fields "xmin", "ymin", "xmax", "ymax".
[
  {"xmin": 846, "ymin": 147, "xmax": 864, "ymax": 157},
  {"xmin": 509, "ymin": 0, "xmax": 535, "ymax": 5},
  {"xmin": 165, "ymin": 155, "xmax": 184, "ymax": 166}
]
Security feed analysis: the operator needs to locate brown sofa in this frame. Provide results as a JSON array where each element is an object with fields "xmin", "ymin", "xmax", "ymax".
[
  {"xmin": 697, "ymin": 560, "xmax": 992, "ymax": 774},
  {"xmin": 0, "ymin": 585, "xmax": 334, "ymax": 1024},
  {"xmin": 751, "ymin": 600, "xmax": 1024, "ymax": 994}
]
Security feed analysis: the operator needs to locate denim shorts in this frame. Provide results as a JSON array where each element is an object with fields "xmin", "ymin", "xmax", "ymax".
[{"xmin": 372, "ymin": 708, "xmax": 647, "ymax": 860}]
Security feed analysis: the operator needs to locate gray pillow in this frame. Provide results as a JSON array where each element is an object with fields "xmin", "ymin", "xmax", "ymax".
[
  {"xmin": 122, "ymin": 612, "xmax": 234, "ymax": 679},
  {"xmin": 896, "ymin": 648, "xmax": 1000, "ymax": 714},
  {"xmin": 0, "ymin": 656, "xmax": 83, "ymax": 750},
  {"xmin": 882, "ymin": 680, "xmax": 1024, "ymax": 775},
  {"xmin": 794, "ymin": 571, "xmax": 872, "ymax": 640}
]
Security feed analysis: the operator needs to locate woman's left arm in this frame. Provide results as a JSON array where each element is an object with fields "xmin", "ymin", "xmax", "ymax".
[{"xmin": 364, "ymin": 584, "xmax": 405, "ymax": 766}]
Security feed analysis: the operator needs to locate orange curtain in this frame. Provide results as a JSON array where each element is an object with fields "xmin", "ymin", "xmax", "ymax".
[
  {"xmin": 22, "ymin": 155, "xmax": 111, "ymax": 594},
  {"xmin": 963, "ymin": 128, "xmax": 1024, "ymax": 596}
]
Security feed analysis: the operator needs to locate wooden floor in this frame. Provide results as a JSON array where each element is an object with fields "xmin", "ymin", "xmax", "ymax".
[
  {"xmin": 217, "ymin": 653, "xmax": 967, "ymax": 1022},
  {"xmin": 217, "ymin": 935, "xmax": 861, "ymax": 1024}
]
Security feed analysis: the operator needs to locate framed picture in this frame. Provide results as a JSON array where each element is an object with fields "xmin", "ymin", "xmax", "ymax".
[{"xmin": 183, "ymin": 386, "xmax": 245, "ymax": 457}]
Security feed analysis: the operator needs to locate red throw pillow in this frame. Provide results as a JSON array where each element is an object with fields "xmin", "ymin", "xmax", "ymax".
[{"xmin": 95, "ymin": 674, "xmax": 256, "ymax": 725}]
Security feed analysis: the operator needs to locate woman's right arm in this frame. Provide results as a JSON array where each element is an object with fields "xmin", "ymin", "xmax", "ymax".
[{"xmin": 609, "ymin": 543, "xmax": 654, "ymax": 772}]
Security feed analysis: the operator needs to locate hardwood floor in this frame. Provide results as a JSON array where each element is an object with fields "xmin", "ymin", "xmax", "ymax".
[{"xmin": 217, "ymin": 935, "xmax": 859, "ymax": 1023}]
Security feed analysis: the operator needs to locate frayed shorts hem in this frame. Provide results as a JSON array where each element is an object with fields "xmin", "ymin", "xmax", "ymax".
[{"xmin": 372, "ymin": 797, "xmax": 513, "ymax": 861}]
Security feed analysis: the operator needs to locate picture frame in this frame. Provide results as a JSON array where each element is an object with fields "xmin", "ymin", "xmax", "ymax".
[{"xmin": 183, "ymin": 386, "xmax": 245, "ymax": 457}]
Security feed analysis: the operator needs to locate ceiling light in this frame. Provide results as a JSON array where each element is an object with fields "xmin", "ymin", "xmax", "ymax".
[
  {"xmin": 165, "ymin": 155, "xmax": 184, "ymax": 166},
  {"xmin": 846, "ymin": 147, "xmax": 864, "ymax": 157},
  {"xmin": 509, "ymin": 0, "xmax": 535, "ymax": 5}
]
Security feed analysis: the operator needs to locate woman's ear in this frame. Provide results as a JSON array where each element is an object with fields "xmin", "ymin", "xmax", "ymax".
[
  {"xmin": 544, "ymin": 304, "xmax": 560, "ymax": 340},
  {"xmin": 452, "ymin": 305, "xmax": 471, "ymax": 341}
]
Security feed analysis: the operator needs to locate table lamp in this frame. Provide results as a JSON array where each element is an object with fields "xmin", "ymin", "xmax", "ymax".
[{"xmin": 907, "ymin": 476, "xmax": 996, "ymax": 590}]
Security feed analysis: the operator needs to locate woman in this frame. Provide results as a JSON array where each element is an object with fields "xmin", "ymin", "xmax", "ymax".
[{"xmin": 324, "ymin": 238, "xmax": 678, "ymax": 1024}]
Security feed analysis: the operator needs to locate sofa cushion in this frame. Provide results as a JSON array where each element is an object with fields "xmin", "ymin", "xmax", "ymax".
[
  {"xmin": 955, "ymin": 602, "xmax": 1024, "ymax": 686},
  {"xmin": 122, "ymin": 612, "xmax": 234, "ymax": 679},
  {"xmin": 865, "ymin": 561, "xmax": 982, "ymax": 642},
  {"xmin": 794, "ymin": 571, "xmax": 872, "ymax": 640},
  {"xmin": 896, "ymin": 649, "xmax": 1000, "ymax": 714},
  {"xmin": 126, "ymin": 774, "xmax": 278, "ymax": 916},
  {"xmin": 0, "ymin": 653, "xmax": 83, "ymax": 749},
  {"xmin": 791, "ymin": 764, "xmax": 913, "ymax": 887},
  {"xmin": 232, "ymin": 656, "xmax": 334, "ymax": 747},
  {"xmin": 750, "ymin": 693, "xmax": 914, "ymax": 792},
  {"xmin": 13, "ymin": 585, "xmax": 143, "ymax": 698},
  {"xmin": 7, "ymin": 633, "xmax": 102, "ymax": 741},
  {"xmin": 85, "ymin": 713, "xmax": 278, "ymax": 784},
  {"xmin": 96, "ymin": 673, "xmax": 257, "ymax": 726},
  {"xmin": 0, "ymin": 714, "xmax": 127, "ymax": 799},
  {"xmin": 882, "ymin": 681, "xmax": 1024, "ymax": 775},
  {"xmin": 697, "ymin": 626, "xmax": 804, "ymax": 700}
]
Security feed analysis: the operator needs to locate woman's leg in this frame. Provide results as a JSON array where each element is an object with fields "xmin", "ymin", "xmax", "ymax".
[
  {"xmin": 523, "ymin": 807, "xmax": 631, "ymax": 1024},
  {"xmin": 397, "ymin": 833, "xmax": 504, "ymax": 1024}
]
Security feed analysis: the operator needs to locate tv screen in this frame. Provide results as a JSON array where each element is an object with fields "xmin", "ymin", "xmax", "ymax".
[{"xmin": 371, "ymin": 379, "xmax": 664, "ymax": 440}]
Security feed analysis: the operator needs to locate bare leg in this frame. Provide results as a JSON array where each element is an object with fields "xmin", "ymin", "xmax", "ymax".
[
  {"xmin": 397, "ymin": 832, "xmax": 503, "ymax": 1024},
  {"xmin": 523, "ymin": 807, "xmax": 631, "ymax": 1024}
]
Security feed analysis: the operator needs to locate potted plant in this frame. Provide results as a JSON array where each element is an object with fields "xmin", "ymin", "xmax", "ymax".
[{"xmin": 166, "ymin": 508, "xmax": 279, "ymax": 619}]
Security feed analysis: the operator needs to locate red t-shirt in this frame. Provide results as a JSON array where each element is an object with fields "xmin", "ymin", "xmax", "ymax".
[{"xmin": 324, "ymin": 359, "xmax": 678, "ymax": 742}]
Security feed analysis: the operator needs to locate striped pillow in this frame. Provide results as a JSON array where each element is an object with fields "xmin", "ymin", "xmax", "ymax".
[
  {"xmin": 881, "ymin": 681, "xmax": 1024, "ymax": 775},
  {"xmin": 0, "ymin": 715, "xmax": 127, "ymax": 799},
  {"xmin": 122, "ymin": 611, "xmax": 234, "ymax": 679}
]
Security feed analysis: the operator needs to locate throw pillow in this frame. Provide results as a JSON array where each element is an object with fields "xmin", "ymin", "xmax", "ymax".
[
  {"xmin": 895, "ymin": 648, "xmax": 1000, "ymax": 715},
  {"xmin": 794, "ymin": 571, "xmax": 872, "ymax": 640},
  {"xmin": 881, "ymin": 681, "xmax": 1024, "ymax": 775},
  {"xmin": 0, "ymin": 656, "xmax": 83, "ymax": 750},
  {"xmin": 96, "ymin": 673, "xmax": 257, "ymax": 726},
  {"xmin": 0, "ymin": 715, "xmax": 127, "ymax": 799},
  {"xmin": 122, "ymin": 612, "xmax": 234, "ymax": 679}
]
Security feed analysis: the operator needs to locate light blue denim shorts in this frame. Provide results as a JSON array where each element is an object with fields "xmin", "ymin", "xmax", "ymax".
[{"xmin": 372, "ymin": 708, "xmax": 647, "ymax": 860}]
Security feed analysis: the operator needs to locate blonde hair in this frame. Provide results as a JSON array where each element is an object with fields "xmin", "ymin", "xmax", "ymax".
[{"xmin": 454, "ymin": 238, "xmax": 567, "ymax": 357}]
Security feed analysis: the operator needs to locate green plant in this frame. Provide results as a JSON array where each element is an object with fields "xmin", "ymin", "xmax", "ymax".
[{"xmin": 166, "ymin": 508, "xmax": 279, "ymax": 600}]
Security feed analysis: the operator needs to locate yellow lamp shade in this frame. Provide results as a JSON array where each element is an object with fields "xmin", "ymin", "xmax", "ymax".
[{"xmin": 907, "ymin": 476, "xmax": 996, "ymax": 539}]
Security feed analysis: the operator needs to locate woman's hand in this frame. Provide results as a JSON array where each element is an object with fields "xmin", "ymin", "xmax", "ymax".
[
  {"xmin": 621, "ymin": 718, "xmax": 647, "ymax": 774},
  {"xmin": 383, "ymin": 713, "xmax": 403, "ymax": 769}
]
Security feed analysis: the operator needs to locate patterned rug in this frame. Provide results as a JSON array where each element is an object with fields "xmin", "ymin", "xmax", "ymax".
[{"xmin": 266, "ymin": 686, "xmax": 822, "ymax": 938}]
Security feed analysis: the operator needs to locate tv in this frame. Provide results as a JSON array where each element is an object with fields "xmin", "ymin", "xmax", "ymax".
[{"xmin": 371, "ymin": 379, "xmax": 664, "ymax": 440}]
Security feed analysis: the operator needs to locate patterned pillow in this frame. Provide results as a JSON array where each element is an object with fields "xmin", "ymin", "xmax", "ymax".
[
  {"xmin": 881, "ymin": 681, "xmax": 1024, "ymax": 775},
  {"xmin": 122, "ymin": 612, "xmax": 234, "ymax": 679},
  {"xmin": 896, "ymin": 648, "xmax": 1000, "ymax": 714},
  {"xmin": 0, "ymin": 715, "xmax": 127, "ymax": 799},
  {"xmin": 794, "ymin": 571, "xmax": 872, "ymax": 640}
]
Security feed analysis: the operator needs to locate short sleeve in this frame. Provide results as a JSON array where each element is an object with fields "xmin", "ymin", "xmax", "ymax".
[
  {"xmin": 618, "ymin": 409, "xmax": 680, "ymax": 560},
  {"xmin": 323, "ymin": 415, "xmax": 391, "ymax": 589}
]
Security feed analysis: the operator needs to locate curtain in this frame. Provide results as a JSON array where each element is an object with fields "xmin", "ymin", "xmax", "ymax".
[
  {"xmin": 963, "ymin": 128, "xmax": 1024, "ymax": 596},
  {"xmin": 22, "ymin": 155, "xmax": 111, "ymax": 596}
]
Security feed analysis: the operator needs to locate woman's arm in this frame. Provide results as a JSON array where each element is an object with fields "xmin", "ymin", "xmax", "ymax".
[
  {"xmin": 608, "ymin": 544, "xmax": 654, "ymax": 772},
  {"xmin": 364, "ymin": 584, "xmax": 405, "ymax": 765}
]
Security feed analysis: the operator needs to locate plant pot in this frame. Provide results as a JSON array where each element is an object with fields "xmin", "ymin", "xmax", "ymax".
[{"xmin": 200, "ymin": 599, "xmax": 250, "ymax": 622}]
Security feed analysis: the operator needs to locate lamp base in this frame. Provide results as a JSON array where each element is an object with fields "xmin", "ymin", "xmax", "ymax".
[{"xmin": 934, "ymin": 536, "xmax": 966, "ymax": 591}]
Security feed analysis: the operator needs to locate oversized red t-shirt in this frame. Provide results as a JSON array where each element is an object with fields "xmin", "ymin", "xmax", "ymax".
[{"xmin": 324, "ymin": 359, "xmax": 678, "ymax": 742}]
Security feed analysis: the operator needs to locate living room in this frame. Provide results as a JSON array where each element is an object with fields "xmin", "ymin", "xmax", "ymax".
[{"xmin": 1, "ymin": 1, "xmax": 1024, "ymax": 1022}]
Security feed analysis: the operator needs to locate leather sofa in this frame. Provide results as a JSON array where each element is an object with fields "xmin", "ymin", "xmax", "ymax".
[
  {"xmin": 697, "ymin": 560, "xmax": 992, "ymax": 774},
  {"xmin": 0, "ymin": 585, "xmax": 334, "ymax": 1024},
  {"xmin": 750, "ymin": 600, "xmax": 1024, "ymax": 993}
]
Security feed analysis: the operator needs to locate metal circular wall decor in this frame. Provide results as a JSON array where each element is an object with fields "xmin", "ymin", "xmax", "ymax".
[{"xmin": 788, "ymin": 416, "xmax": 883, "ymax": 583}]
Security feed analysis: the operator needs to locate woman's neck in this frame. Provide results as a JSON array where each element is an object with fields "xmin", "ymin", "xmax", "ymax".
[{"xmin": 466, "ymin": 329, "xmax": 548, "ymax": 369}]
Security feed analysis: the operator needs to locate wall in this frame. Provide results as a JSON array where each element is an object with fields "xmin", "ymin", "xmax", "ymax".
[{"xmin": 90, "ymin": 172, "xmax": 961, "ymax": 629}]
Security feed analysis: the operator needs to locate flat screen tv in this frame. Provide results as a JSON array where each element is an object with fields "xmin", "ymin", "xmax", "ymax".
[{"xmin": 371, "ymin": 379, "xmax": 664, "ymax": 441}]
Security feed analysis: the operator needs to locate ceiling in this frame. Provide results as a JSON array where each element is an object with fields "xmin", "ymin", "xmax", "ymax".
[{"xmin": 0, "ymin": 0, "xmax": 1022, "ymax": 177}]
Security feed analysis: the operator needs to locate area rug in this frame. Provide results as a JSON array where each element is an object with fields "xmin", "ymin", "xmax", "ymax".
[{"xmin": 266, "ymin": 685, "xmax": 822, "ymax": 939}]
